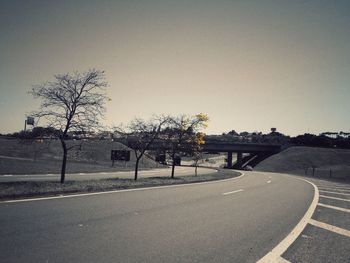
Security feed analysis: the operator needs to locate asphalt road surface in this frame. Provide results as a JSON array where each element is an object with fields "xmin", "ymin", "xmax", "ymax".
[
  {"xmin": 282, "ymin": 177, "xmax": 350, "ymax": 263},
  {"xmin": 0, "ymin": 171, "xmax": 317, "ymax": 262},
  {"xmin": 0, "ymin": 166, "xmax": 215, "ymax": 182}
]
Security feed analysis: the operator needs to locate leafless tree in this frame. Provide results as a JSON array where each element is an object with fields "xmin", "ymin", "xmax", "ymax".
[
  {"xmin": 124, "ymin": 116, "xmax": 169, "ymax": 180},
  {"xmin": 165, "ymin": 114, "xmax": 209, "ymax": 178},
  {"xmin": 29, "ymin": 69, "xmax": 108, "ymax": 183}
]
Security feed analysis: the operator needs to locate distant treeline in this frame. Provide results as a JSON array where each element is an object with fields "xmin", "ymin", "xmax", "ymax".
[
  {"xmin": 290, "ymin": 133, "xmax": 350, "ymax": 149},
  {"xmin": 207, "ymin": 130, "xmax": 350, "ymax": 149},
  {"xmin": 2, "ymin": 127, "xmax": 350, "ymax": 149}
]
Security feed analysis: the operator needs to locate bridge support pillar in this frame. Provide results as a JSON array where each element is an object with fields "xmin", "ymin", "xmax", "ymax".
[
  {"xmin": 227, "ymin": 151, "xmax": 233, "ymax": 168},
  {"xmin": 237, "ymin": 152, "xmax": 243, "ymax": 169}
]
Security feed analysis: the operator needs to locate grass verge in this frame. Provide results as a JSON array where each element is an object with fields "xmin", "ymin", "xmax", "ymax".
[{"xmin": 0, "ymin": 169, "xmax": 240, "ymax": 201}]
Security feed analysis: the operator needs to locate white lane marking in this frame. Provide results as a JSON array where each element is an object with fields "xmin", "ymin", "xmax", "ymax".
[
  {"xmin": 309, "ymin": 219, "xmax": 350, "ymax": 237},
  {"xmin": 3, "ymin": 175, "xmax": 13, "ymax": 177},
  {"xmin": 318, "ymin": 187, "xmax": 350, "ymax": 193},
  {"xmin": 318, "ymin": 203, "xmax": 350, "ymax": 213},
  {"xmin": 316, "ymin": 183, "xmax": 348, "ymax": 186},
  {"xmin": 276, "ymin": 256, "xmax": 291, "ymax": 263},
  {"xmin": 319, "ymin": 190, "xmax": 350, "ymax": 196},
  {"xmin": 318, "ymin": 186, "xmax": 350, "ymax": 191},
  {"xmin": 222, "ymin": 189, "xmax": 243, "ymax": 195},
  {"xmin": 0, "ymin": 173, "xmax": 245, "ymax": 203},
  {"xmin": 257, "ymin": 176, "xmax": 319, "ymax": 263},
  {"xmin": 267, "ymin": 180, "xmax": 272, "ymax": 184},
  {"xmin": 319, "ymin": 195, "xmax": 350, "ymax": 202},
  {"xmin": 326, "ymin": 184, "xmax": 350, "ymax": 187}
]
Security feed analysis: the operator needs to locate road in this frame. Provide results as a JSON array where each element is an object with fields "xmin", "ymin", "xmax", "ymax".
[
  {"xmin": 0, "ymin": 171, "xmax": 316, "ymax": 262},
  {"xmin": 282, "ymin": 176, "xmax": 350, "ymax": 263},
  {"xmin": 0, "ymin": 166, "xmax": 216, "ymax": 182}
]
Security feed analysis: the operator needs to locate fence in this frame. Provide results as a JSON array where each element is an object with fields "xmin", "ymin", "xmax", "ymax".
[{"xmin": 303, "ymin": 167, "xmax": 350, "ymax": 180}]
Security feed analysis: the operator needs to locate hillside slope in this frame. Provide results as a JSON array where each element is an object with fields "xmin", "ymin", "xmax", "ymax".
[
  {"xmin": 0, "ymin": 138, "xmax": 159, "ymax": 174},
  {"xmin": 255, "ymin": 146, "xmax": 350, "ymax": 179}
]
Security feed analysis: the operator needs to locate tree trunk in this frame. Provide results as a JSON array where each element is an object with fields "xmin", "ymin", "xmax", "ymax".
[
  {"xmin": 171, "ymin": 150, "xmax": 176, "ymax": 179},
  {"xmin": 134, "ymin": 158, "xmax": 140, "ymax": 180},
  {"xmin": 171, "ymin": 161, "xmax": 175, "ymax": 178},
  {"xmin": 60, "ymin": 138, "xmax": 68, "ymax": 184},
  {"xmin": 195, "ymin": 165, "xmax": 198, "ymax": 176}
]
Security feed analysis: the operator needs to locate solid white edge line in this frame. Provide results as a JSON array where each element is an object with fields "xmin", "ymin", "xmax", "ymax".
[
  {"xmin": 222, "ymin": 189, "xmax": 243, "ymax": 195},
  {"xmin": 0, "ymin": 172, "xmax": 245, "ymax": 204},
  {"xmin": 309, "ymin": 219, "xmax": 350, "ymax": 237},
  {"xmin": 257, "ymin": 176, "xmax": 319, "ymax": 263}
]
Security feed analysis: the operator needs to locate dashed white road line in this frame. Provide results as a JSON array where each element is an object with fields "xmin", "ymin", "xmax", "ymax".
[
  {"xmin": 222, "ymin": 189, "xmax": 243, "ymax": 195},
  {"xmin": 318, "ymin": 203, "xmax": 350, "ymax": 213},
  {"xmin": 319, "ymin": 190, "xmax": 350, "ymax": 196},
  {"xmin": 309, "ymin": 219, "xmax": 350, "ymax": 237},
  {"xmin": 319, "ymin": 195, "xmax": 350, "ymax": 202},
  {"xmin": 3, "ymin": 175, "xmax": 13, "ymax": 177}
]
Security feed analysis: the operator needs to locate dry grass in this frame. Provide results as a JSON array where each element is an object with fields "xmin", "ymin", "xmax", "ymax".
[
  {"xmin": 0, "ymin": 137, "xmax": 160, "ymax": 174},
  {"xmin": 255, "ymin": 146, "xmax": 350, "ymax": 180},
  {"xmin": 0, "ymin": 169, "xmax": 240, "ymax": 201}
]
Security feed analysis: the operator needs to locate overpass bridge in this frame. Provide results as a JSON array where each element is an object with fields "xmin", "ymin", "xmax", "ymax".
[
  {"xmin": 203, "ymin": 142, "xmax": 282, "ymax": 169},
  {"xmin": 120, "ymin": 138, "xmax": 282, "ymax": 170}
]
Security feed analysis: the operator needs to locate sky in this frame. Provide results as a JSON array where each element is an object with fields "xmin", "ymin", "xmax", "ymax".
[{"xmin": 1, "ymin": 0, "xmax": 349, "ymax": 136}]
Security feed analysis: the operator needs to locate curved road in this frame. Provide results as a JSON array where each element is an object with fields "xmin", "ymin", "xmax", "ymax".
[{"xmin": 0, "ymin": 171, "xmax": 314, "ymax": 262}]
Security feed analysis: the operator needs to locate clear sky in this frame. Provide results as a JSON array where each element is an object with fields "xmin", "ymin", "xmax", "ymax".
[{"xmin": 1, "ymin": 0, "xmax": 349, "ymax": 136}]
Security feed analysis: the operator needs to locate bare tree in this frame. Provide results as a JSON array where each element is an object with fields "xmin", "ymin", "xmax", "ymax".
[
  {"xmin": 30, "ymin": 69, "xmax": 108, "ymax": 183},
  {"xmin": 124, "ymin": 116, "xmax": 168, "ymax": 180},
  {"xmin": 165, "ymin": 113, "xmax": 209, "ymax": 178}
]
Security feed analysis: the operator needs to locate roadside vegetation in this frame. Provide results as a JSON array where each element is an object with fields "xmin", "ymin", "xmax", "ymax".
[
  {"xmin": 1, "ymin": 68, "xmax": 349, "ymax": 186},
  {"xmin": 0, "ymin": 169, "xmax": 240, "ymax": 201},
  {"xmin": 29, "ymin": 69, "xmax": 108, "ymax": 183},
  {"xmin": 0, "ymin": 138, "xmax": 159, "ymax": 175},
  {"xmin": 255, "ymin": 146, "xmax": 350, "ymax": 180}
]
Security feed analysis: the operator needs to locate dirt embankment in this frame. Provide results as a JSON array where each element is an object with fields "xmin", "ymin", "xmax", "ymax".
[{"xmin": 255, "ymin": 146, "xmax": 350, "ymax": 179}]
